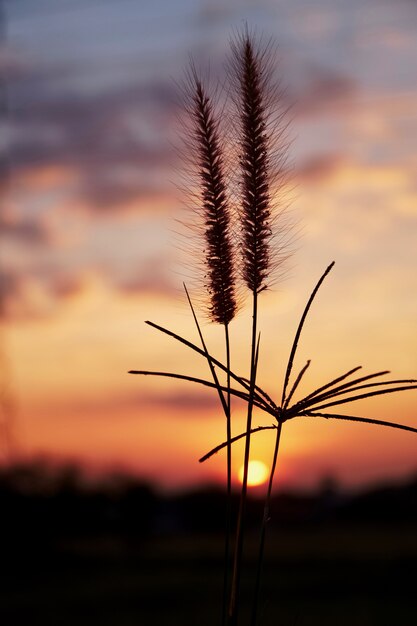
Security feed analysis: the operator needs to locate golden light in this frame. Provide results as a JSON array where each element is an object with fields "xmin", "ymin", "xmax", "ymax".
[{"xmin": 238, "ymin": 460, "xmax": 269, "ymax": 487}]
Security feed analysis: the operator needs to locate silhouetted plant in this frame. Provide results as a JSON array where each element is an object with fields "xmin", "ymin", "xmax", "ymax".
[
  {"xmin": 226, "ymin": 31, "xmax": 292, "ymax": 625},
  {"xmin": 130, "ymin": 29, "xmax": 417, "ymax": 626},
  {"xmin": 180, "ymin": 65, "xmax": 237, "ymax": 625}
]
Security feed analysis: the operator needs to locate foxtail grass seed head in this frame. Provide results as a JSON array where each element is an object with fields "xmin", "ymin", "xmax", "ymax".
[
  {"xmin": 233, "ymin": 34, "xmax": 272, "ymax": 294},
  {"xmin": 190, "ymin": 71, "xmax": 237, "ymax": 325},
  {"xmin": 229, "ymin": 30, "xmax": 293, "ymax": 296}
]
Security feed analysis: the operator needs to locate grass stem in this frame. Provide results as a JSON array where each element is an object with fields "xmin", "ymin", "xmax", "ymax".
[
  {"xmin": 251, "ymin": 421, "xmax": 283, "ymax": 626},
  {"xmin": 222, "ymin": 322, "xmax": 232, "ymax": 626},
  {"xmin": 229, "ymin": 292, "xmax": 259, "ymax": 624}
]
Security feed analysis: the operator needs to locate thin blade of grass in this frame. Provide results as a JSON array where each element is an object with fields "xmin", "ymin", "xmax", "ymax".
[
  {"xmin": 291, "ymin": 365, "xmax": 362, "ymax": 407},
  {"xmin": 255, "ymin": 332, "xmax": 261, "ymax": 372},
  {"xmin": 298, "ymin": 377, "xmax": 417, "ymax": 410},
  {"xmin": 199, "ymin": 425, "xmax": 277, "ymax": 463},
  {"xmin": 229, "ymin": 317, "xmax": 261, "ymax": 621},
  {"xmin": 145, "ymin": 320, "xmax": 275, "ymax": 411},
  {"xmin": 283, "ymin": 360, "xmax": 310, "ymax": 409},
  {"xmin": 306, "ymin": 384, "xmax": 417, "ymax": 412},
  {"xmin": 200, "ymin": 400, "xmax": 417, "ymax": 463},
  {"xmin": 281, "ymin": 261, "xmax": 335, "ymax": 406},
  {"xmin": 128, "ymin": 370, "xmax": 278, "ymax": 418},
  {"xmin": 183, "ymin": 286, "xmax": 233, "ymax": 626},
  {"xmin": 290, "ymin": 370, "xmax": 391, "ymax": 414},
  {"xmin": 183, "ymin": 283, "xmax": 228, "ymax": 415},
  {"xmin": 302, "ymin": 411, "xmax": 417, "ymax": 434},
  {"xmin": 251, "ymin": 420, "xmax": 283, "ymax": 626},
  {"xmin": 239, "ymin": 377, "xmax": 279, "ymax": 410}
]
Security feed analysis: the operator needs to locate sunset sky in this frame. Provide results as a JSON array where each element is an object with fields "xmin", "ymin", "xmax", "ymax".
[{"xmin": 1, "ymin": 0, "xmax": 417, "ymax": 492}]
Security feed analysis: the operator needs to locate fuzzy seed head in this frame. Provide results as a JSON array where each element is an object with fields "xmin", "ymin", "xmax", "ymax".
[
  {"xmin": 231, "ymin": 31, "xmax": 272, "ymax": 293},
  {"xmin": 192, "ymin": 77, "xmax": 237, "ymax": 325},
  {"xmin": 237, "ymin": 36, "xmax": 271, "ymax": 294}
]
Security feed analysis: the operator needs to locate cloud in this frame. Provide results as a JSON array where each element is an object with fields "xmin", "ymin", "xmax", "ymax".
[
  {"xmin": 3, "ymin": 0, "xmax": 415, "ymax": 326},
  {"xmin": 7, "ymin": 60, "xmax": 178, "ymax": 210},
  {"xmin": 0, "ymin": 270, "xmax": 22, "ymax": 312},
  {"xmin": 0, "ymin": 260, "xmax": 178, "ymax": 322},
  {"xmin": 295, "ymin": 154, "xmax": 346, "ymax": 183},
  {"xmin": 58, "ymin": 387, "xmax": 221, "ymax": 417},
  {"xmin": 153, "ymin": 390, "xmax": 219, "ymax": 412},
  {"xmin": 4, "ymin": 18, "xmax": 358, "ymax": 213},
  {"xmin": 0, "ymin": 214, "xmax": 50, "ymax": 245},
  {"xmin": 294, "ymin": 67, "xmax": 357, "ymax": 117},
  {"xmin": 118, "ymin": 272, "xmax": 177, "ymax": 298},
  {"xmin": 0, "ymin": 269, "xmax": 87, "ymax": 321}
]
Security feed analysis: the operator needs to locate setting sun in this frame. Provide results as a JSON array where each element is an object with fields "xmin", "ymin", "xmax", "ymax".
[{"xmin": 238, "ymin": 460, "xmax": 269, "ymax": 487}]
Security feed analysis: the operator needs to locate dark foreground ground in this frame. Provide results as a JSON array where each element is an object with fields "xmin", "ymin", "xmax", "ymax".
[
  {"xmin": 1, "ymin": 464, "xmax": 416, "ymax": 625},
  {"xmin": 2, "ymin": 527, "xmax": 416, "ymax": 626}
]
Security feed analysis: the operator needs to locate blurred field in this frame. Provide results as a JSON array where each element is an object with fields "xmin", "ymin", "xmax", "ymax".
[
  {"xmin": 1, "ymin": 465, "xmax": 416, "ymax": 625},
  {"xmin": 2, "ymin": 528, "xmax": 417, "ymax": 625}
]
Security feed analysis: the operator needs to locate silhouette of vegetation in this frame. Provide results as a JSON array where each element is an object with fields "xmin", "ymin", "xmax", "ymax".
[
  {"xmin": 130, "ymin": 28, "xmax": 417, "ymax": 626},
  {"xmin": 180, "ymin": 62, "xmax": 239, "ymax": 619}
]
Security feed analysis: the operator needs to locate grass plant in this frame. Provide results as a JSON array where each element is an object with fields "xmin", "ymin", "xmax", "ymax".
[
  {"xmin": 178, "ymin": 66, "xmax": 237, "ymax": 625},
  {"xmin": 130, "ymin": 28, "xmax": 417, "ymax": 626}
]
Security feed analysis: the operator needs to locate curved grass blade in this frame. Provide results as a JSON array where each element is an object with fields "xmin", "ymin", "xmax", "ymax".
[
  {"xmin": 200, "ymin": 403, "xmax": 417, "ymax": 464},
  {"xmin": 302, "ymin": 411, "xmax": 417, "ymax": 434},
  {"xmin": 239, "ymin": 377, "xmax": 279, "ymax": 410},
  {"xmin": 183, "ymin": 284, "xmax": 228, "ymax": 415},
  {"xmin": 200, "ymin": 401, "xmax": 417, "ymax": 463},
  {"xmin": 128, "ymin": 370, "xmax": 278, "ymax": 419},
  {"xmin": 307, "ymin": 384, "xmax": 417, "ymax": 412},
  {"xmin": 290, "ymin": 370, "xmax": 391, "ymax": 414},
  {"xmin": 199, "ymin": 425, "xmax": 277, "ymax": 463},
  {"xmin": 293, "ymin": 366, "xmax": 363, "ymax": 408},
  {"xmin": 145, "ymin": 320, "xmax": 275, "ymax": 411},
  {"xmin": 281, "ymin": 261, "xmax": 335, "ymax": 406},
  {"xmin": 283, "ymin": 360, "xmax": 310, "ymax": 409},
  {"xmin": 298, "ymin": 378, "xmax": 417, "ymax": 412}
]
